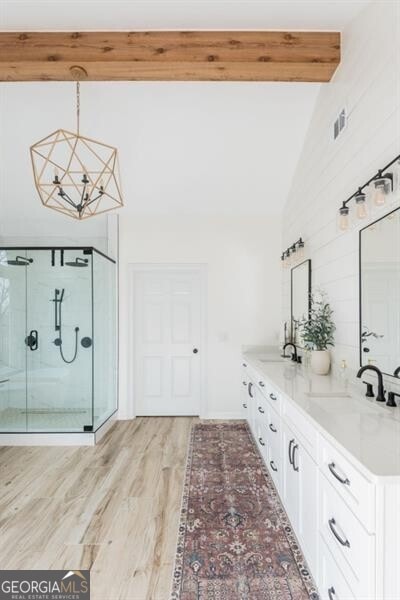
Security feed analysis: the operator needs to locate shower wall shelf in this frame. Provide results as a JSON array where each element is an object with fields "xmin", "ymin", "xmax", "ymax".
[{"xmin": 0, "ymin": 246, "xmax": 117, "ymax": 445}]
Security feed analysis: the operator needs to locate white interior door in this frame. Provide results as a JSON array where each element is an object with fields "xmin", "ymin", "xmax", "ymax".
[{"xmin": 133, "ymin": 267, "xmax": 204, "ymax": 416}]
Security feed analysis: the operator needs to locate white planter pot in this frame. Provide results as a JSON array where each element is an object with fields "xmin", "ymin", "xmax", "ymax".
[{"xmin": 311, "ymin": 350, "xmax": 331, "ymax": 375}]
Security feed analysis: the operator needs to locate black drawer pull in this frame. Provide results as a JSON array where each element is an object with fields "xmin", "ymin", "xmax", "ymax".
[
  {"xmin": 328, "ymin": 518, "xmax": 350, "ymax": 548},
  {"xmin": 248, "ymin": 382, "xmax": 254, "ymax": 398},
  {"xmin": 259, "ymin": 381, "xmax": 265, "ymax": 387},
  {"xmin": 269, "ymin": 423, "xmax": 277, "ymax": 433},
  {"xmin": 270, "ymin": 460, "xmax": 278, "ymax": 472},
  {"xmin": 328, "ymin": 587, "xmax": 336, "ymax": 600},
  {"xmin": 242, "ymin": 363, "xmax": 247, "ymax": 367},
  {"xmin": 258, "ymin": 406, "xmax": 265, "ymax": 414},
  {"xmin": 269, "ymin": 393, "xmax": 277, "ymax": 401},
  {"xmin": 328, "ymin": 462, "xmax": 350, "ymax": 486},
  {"xmin": 258, "ymin": 437, "xmax": 265, "ymax": 446},
  {"xmin": 292, "ymin": 444, "xmax": 299, "ymax": 472},
  {"xmin": 242, "ymin": 380, "xmax": 247, "ymax": 386},
  {"xmin": 242, "ymin": 403, "xmax": 247, "ymax": 409},
  {"xmin": 288, "ymin": 439, "xmax": 294, "ymax": 465}
]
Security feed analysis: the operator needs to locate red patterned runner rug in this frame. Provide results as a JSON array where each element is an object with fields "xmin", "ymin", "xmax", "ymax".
[{"xmin": 171, "ymin": 422, "xmax": 318, "ymax": 600}]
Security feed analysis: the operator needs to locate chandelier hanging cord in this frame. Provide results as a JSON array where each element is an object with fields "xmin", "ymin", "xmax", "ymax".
[
  {"xmin": 50, "ymin": 81, "xmax": 106, "ymax": 216},
  {"xmin": 30, "ymin": 79, "xmax": 123, "ymax": 220},
  {"xmin": 76, "ymin": 81, "xmax": 80, "ymax": 136}
]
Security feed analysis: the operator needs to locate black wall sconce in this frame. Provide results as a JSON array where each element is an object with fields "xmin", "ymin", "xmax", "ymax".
[{"xmin": 338, "ymin": 153, "xmax": 399, "ymax": 231}]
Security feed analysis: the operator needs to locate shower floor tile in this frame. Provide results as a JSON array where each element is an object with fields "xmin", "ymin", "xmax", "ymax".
[{"xmin": 0, "ymin": 407, "xmax": 92, "ymax": 431}]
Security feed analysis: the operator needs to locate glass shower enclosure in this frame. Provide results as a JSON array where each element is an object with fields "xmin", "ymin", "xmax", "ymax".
[{"xmin": 0, "ymin": 247, "xmax": 117, "ymax": 433}]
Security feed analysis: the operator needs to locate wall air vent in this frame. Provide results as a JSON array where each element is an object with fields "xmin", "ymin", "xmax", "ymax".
[{"xmin": 333, "ymin": 108, "xmax": 346, "ymax": 140}]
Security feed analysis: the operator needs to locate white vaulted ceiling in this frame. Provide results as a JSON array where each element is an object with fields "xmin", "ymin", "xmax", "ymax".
[
  {"xmin": 0, "ymin": 1, "xmax": 370, "ymax": 222},
  {"xmin": 1, "ymin": 81, "xmax": 320, "ymax": 218},
  {"xmin": 0, "ymin": 0, "xmax": 370, "ymax": 32}
]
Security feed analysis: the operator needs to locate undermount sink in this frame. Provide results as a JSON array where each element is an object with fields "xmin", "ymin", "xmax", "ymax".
[
  {"xmin": 258, "ymin": 358, "xmax": 285, "ymax": 363},
  {"xmin": 305, "ymin": 391, "xmax": 351, "ymax": 399}
]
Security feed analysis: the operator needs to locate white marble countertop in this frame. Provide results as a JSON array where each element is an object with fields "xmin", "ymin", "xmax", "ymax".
[{"xmin": 243, "ymin": 349, "xmax": 400, "ymax": 482}]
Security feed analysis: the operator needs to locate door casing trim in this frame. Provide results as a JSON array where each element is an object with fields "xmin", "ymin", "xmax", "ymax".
[{"xmin": 128, "ymin": 263, "xmax": 208, "ymax": 418}]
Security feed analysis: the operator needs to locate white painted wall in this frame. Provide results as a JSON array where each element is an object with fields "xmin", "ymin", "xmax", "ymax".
[
  {"xmin": 282, "ymin": 1, "xmax": 400, "ymax": 380},
  {"xmin": 118, "ymin": 215, "xmax": 281, "ymax": 418}
]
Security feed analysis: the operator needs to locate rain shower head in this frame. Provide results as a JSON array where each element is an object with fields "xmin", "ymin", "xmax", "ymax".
[
  {"xmin": 6, "ymin": 256, "xmax": 33, "ymax": 266},
  {"xmin": 65, "ymin": 257, "xmax": 89, "ymax": 268}
]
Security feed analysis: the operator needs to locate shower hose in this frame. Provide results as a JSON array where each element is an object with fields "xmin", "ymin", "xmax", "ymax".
[{"xmin": 57, "ymin": 300, "xmax": 80, "ymax": 364}]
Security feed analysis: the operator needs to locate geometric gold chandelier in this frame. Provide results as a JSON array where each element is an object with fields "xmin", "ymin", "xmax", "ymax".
[{"xmin": 30, "ymin": 82, "xmax": 123, "ymax": 220}]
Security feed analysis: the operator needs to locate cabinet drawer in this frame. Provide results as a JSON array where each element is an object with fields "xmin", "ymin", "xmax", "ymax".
[
  {"xmin": 242, "ymin": 362, "xmax": 259, "ymax": 386},
  {"xmin": 265, "ymin": 405, "xmax": 281, "ymax": 459},
  {"xmin": 254, "ymin": 392, "xmax": 269, "ymax": 424},
  {"xmin": 319, "ymin": 474, "xmax": 375, "ymax": 599},
  {"xmin": 255, "ymin": 420, "xmax": 268, "ymax": 458},
  {"xmin": 261, "ymin": 413, "xmax": 282, "ymax": 493},
  {"xmin": 282, "ymin": 396, "xmax": 318, "ymax": 460},
  {"xmin": 319, "ymin": 435, "xmax": 375, "ymax": 533},
  {"xmin": 241, "ymin": 368, "xmax": 249, "ymax": 417},
  {"xmin": 257, "ymin": 377, "xmax": 282, "ymax": 413},
  {"xmin": 267, "ymin": 441, "xmax": 282, "ymax": 492},
  {"xmin": 318, "ymin": 536, "xmax": 356, "ymax": 600}
]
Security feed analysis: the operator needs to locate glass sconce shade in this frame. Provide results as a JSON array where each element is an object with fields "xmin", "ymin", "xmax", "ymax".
[
  {"xmin": 338, "ymin": 204, "xmax": 350, "ymax": 231},
  {"xmin": 355, "ymin": 191, "xmax": 368, "ymax": 220},
  {"xmin": 296, "ymin": 239, "xmax": 305, "ymax": 260},
  {"xmin": 281, "ymin": 238, "xmax": 305, "ymax": 266},
  {"xmin": 373, "ymin": 175, "xmax": 392, "ymax": 206},
  {"xmin": 337, "ymin": 155, "xmax": 399, "ymax": 232}
]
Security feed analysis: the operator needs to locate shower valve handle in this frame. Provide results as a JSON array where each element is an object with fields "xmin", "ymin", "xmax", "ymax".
[{"xmin": 25, "ymin": 330, "xmax": 38, "ymax": 351}]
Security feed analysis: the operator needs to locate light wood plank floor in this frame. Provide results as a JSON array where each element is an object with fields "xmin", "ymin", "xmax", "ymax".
[{"xmin": 0, "ymin": 417, "xmax": 195, "ymax": 600}]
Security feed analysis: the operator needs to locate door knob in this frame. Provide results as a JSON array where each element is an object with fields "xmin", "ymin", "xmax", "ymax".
[{"xmin": 193, "ymin": 348, "xmax": 199, "ymax": 354}]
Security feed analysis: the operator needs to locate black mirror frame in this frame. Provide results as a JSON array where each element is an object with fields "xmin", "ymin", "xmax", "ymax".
[
  {"xmin": 291, "ymin": 258, "xmax": 312, "ymax": 345},
  {"xmin": 359, "ymin": 206, "xmax": 400, "ymax": 377}
]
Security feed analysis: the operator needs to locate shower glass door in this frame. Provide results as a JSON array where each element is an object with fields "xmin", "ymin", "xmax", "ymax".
[
  {"xmin": 26, "ymin": 249, "xmax": 93, "ymax": 432},
  {"xmin": 0, "ymin": 249, "xmax": 28, "ymax": 431}
]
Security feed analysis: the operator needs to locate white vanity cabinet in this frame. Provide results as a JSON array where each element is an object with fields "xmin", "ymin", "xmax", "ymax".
[
  {"xmin": 240, "ymin": 366, "xmax": 249, "ymax": 420},
  {"xmin": 240, "ymin": 356, "xmax": 400, "ymax": 600},
  {"xmin": 282, "ymin": 420, "xmax": 318, "ymax": 577}
]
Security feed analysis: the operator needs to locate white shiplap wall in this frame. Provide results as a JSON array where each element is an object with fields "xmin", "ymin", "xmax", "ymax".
[{"xmin": 282, "ymin": 0, "xmax": 400, "ymax": 376}]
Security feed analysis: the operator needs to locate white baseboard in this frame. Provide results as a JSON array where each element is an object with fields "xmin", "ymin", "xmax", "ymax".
[
  {"xmin": 0, "ymin": 432, "xmax": 96, "ymax": 446},
  {"xmin": 204, "ymin": 412, "xmax": 242, "ymax": 420},
  {"xmin": 115, "ymin": 412, "xmax": 243, "ymax": 420},
  {"xmin": 0, "ymin": 415, "xmax": 118, "ymax": 446},
  {"xmin": 94, "ymin": 414, "xmax": 117, "ymax": 442},
  {"xmin": 116, "ymin": 412, "xmax": 136, "ymax": 420}
]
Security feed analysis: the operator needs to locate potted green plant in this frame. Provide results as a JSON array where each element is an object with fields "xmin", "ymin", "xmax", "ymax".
[{"xmin": 300, "ymin": 291, "xmax": 335, "ymax": 375}]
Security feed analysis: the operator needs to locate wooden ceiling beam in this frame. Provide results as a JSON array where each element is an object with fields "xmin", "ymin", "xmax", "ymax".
[{"xmin": 0, "ymin": 31, "xmax": 340, "ymax": 82}]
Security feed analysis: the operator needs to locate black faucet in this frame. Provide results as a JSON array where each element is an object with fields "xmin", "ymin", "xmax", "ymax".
[
  {"xmin": 282, "ymin": 342, "xmax": 298, "ymax": 362},
  {"xmin": 357, "ymin": 365, "xmax": 386, "ymax": 402},
  {"xmin": 394, "ymin": 366, "xmax": 400, "ymax": 378}
]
